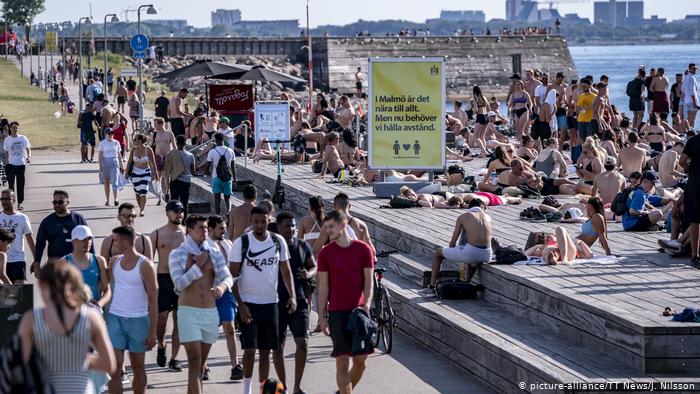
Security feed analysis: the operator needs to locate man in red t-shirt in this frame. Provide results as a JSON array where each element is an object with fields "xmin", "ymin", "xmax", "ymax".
[{"xmin": 317, "ymin": 210, "xmax": 374, "ymax": 394}]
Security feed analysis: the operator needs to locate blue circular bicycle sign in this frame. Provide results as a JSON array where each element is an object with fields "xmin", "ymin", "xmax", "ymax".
[{"xmin": 130, "ymin": 34, "xmax": 149, "ymax": 52}]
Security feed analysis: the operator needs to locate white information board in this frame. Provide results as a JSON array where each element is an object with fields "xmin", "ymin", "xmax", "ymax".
[{"xmin": 254, "ymin": 101, "xmax": 291, "ymax": 146}]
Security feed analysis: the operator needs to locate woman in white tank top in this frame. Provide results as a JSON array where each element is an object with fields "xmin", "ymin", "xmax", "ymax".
[{"xmin": 297, "ymin": 196, "xmax": 325, "ymax": 248}]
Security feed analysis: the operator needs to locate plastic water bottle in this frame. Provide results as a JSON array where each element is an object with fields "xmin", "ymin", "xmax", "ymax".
[{"xmin": 490, "ymin": 171, "xmax": 498, "ymax": 185}]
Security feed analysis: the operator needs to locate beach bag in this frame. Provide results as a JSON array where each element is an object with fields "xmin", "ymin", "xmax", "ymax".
[
  {"xmin": 389, "ymin": 195, "xmax": 417, "ymax": 209},
  {"xmin": 611, "ymin": 187, "xmax": 636, "ymax": 216},
  {"xmin": 435, "ymin": 279, "xmax": 483, "ymax": 300},
  {"xmin": 148, "ymin": 180, "xmax": 162, "ymax": 198},
  {"xmin": 215, "ymin": 149, "xmax": 232, "ymax": 182}
]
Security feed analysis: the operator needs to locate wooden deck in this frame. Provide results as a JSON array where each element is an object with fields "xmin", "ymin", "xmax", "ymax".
[{"xmin": 190, "ymin": 156, "xmax": 700, "ymax": 389}]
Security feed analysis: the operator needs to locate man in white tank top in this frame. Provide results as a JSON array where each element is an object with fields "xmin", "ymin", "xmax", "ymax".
[{"xmin": 106, "ymin": 226, "xmax": 158, "ymax": 394}]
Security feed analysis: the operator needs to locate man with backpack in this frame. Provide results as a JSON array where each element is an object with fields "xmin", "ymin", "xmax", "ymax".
[
  {"xmin": 202, "ymin": 133, "xmax": 235, "ymax": 215},
  {"xmin": 272, "ymin": 212, "xmax": 317, "ymax": 394},
  {"xmin": 78, "ymin": 103, "xmax": 100, "ymax": 163},
  {"xmin": 229, "ymin": 206, "xmax": 297, "ymax": 394}
]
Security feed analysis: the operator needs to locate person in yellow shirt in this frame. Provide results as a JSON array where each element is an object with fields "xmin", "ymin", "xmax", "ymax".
[{"xmin": 574, "ymin": 79, "xmax": 596, "ymax": 162}]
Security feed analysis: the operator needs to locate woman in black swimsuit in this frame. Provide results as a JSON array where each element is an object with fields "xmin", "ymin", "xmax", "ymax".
[
  {"xmin": 516, "ymin": 135, "xmax": 538, "ymax": 164},
  {"xmin": 575, "ymin": 137, "xmax": 604, "ymax": 194},
  {"xmin": 508, "ymin": 81, "xmax": 532, "ymax": 140},
  {"xmin": 473, "ymin": 85, "xmax": 490, "ymax": 157},
  {"xmin": 478, "ymin": 145, "xmax": 513, "ymax": 193}
]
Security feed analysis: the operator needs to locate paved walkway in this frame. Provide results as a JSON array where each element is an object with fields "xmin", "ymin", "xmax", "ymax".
[{"xmin": 19, "ymin": 154, "xmax": 494, "ymax": 393}]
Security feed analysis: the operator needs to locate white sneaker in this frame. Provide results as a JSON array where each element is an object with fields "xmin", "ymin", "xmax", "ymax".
[{"xmin": 659, "ymin": 239, "xmax": 682, "ymax": 252}]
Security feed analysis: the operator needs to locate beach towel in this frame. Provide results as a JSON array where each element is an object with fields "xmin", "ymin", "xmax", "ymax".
[{"xmin": 513, "ymin": 255, "xmax": 627, "ymax": 265}]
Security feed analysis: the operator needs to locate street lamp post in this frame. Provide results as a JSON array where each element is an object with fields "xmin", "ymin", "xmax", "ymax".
[
  {"xmin": 103, "ymin": 13, "xmax": 119, "ymax": 95},
  {"xmin": 4, "ymin": 8, "xmax": 11, "ymax": 61},
  {"xmin": 60, "ymin": 21, "xmax": 72, "ymax": 81},
  {"xmin": 137, "ymin": 4, "xmax": 157, "ymax": 131},
  {"xmin": 78, "ymin": 16, "xmax": 92, "ymax": 113},
  {"xmin": 27, "ymin": 23, "xmax": 31, "ymax": 84},
  {"xmin": 39, "ymin": 23, "xmax": 48, "ymax": 91}
]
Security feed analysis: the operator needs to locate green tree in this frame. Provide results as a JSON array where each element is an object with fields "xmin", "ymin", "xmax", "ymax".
[{"xmin": 2, "ymin": 0, "xmax": 45, "ymax": 38}]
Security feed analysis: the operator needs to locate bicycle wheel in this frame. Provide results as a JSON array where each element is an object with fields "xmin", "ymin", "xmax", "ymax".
[
  {"xmin": 371, "ymin": 292, "xmax": 383, "ymax": 348},
  {"xmin": 380, "ymin": 287, "xmax": 394, "ymax": 353}
]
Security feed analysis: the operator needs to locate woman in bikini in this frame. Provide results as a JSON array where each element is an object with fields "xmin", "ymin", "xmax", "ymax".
[
  {"xmin": 516, "ymin": 135, "xmax": 538, "ymax": 165},
  {"xmin": 508, "ymin": 80, "xmax": 532, "ymax": 140},
  {"xmin": 457, "ymin": 192, "xmax": 522, "ymax": 206},
  {"xmin": 576, "ymin": 196, "xmax": 611, "ymax": 255},
  {"xmin": 472, "ymin": 85, "xmax": 490, "ymax": 157},
  {"xmin": 575, "ymin": 137, "xmax": 604, "ymax": 195},
  {"xmin": 297, "ymin": 196, "xmax": 325, "ymax": 250},
  {"xmin": 525, "ymin": 226, "xmax": 593, "ymax": 265},
  {"xmin": 477, "ymin": 145, "xmax": 513, "ymax": 193},
  {"xmin": 641, "ymin": 114, "xmax": 666, "ymax": 152},
  {"xmin": 204, "ymin": 111, "xmax": 219, "ymax": 140}
]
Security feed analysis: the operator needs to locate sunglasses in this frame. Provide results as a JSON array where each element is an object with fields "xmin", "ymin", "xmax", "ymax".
[{"xmin": 52, "ymin": 200, "xmax": 66, "ymax": 205}]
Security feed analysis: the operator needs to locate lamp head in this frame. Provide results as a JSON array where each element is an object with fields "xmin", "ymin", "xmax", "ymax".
[
  {"xmin": 146, "ymin": 5, "xmax": 158, "ymax": 15},
  {"xmin": 110, "ymin": 15, "xmax": 120, "ymax": 23},
  {"xmin": 83, "ymin": 17, "xmax": 93, "ymax": 25}
]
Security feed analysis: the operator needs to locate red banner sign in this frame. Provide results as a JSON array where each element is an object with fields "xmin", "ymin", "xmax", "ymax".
[{"xmin": 208, "ymin": 84, "xmax": 253, "ymax": 112}]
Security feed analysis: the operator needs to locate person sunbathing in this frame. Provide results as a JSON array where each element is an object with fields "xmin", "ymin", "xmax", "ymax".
[
  {"xmin": 524, "ymin": 226, "xmax": 593, "ymax": 265},
  {"xmin": 457, "ymin": 192, "xmax": 522, "ymax": 206},
  {"xmin": 399, "ymin": 187, "xmax": 464, "ymax": 208}
]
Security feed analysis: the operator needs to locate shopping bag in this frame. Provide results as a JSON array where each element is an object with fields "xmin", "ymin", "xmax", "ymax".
[
  {"xmin": 117, "ymin": 172, "xmax": 128, "ymax": 191},
  {"xmin": 148, "ymin": 180, "xmax": 162, "ymax": 198}
]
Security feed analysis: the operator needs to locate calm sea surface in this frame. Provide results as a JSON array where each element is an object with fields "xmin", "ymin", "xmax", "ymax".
[{"xmin": 570, "ymin": 44, "xmax": 700, "ymax": 113}]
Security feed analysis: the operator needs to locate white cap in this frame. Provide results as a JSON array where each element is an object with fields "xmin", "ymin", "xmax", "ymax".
[
  {"xmin": 487, "ymin": 111, "xmax": 496, "ymax": 118},
  {"xmin": 71, "ymin": 225, "xmax": 93, "ymax": 241},
  {"xmin": 564, "ymin": 207, "xmax": 583, "ymax": 220}
]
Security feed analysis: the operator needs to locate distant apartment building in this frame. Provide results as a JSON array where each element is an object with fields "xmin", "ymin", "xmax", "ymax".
[
  {"xmin": 145, "ymin": 19, "xmax": 188, "ymax": 30},
  {"xmin": 594, "ymin": 0, "xmax": 648, "ymax": 27},
  {"xmin": 211, "ymin": 9, "xmax": 242, "ymax": 27},
  {"xmin": 233, "ymin": 20, "xmax": 300, "ymax": 37},
  {"xmin": 439, "ymin": 10, "xmax": 486, "ymax": 23},
  {"xmin": 506, "ymin": 0, "xmax": 525, "ymax": 21}
]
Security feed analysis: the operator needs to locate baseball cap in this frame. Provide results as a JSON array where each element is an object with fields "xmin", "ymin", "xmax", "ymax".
[
  {"xmin": 165, "ymin": 200, "xmax": 185, "ymax": 212},
  {"xmin": 104, "ymin": 127, "xmax": 115, "ymax": 134},
  {"xmin": 71, "ymin": 225, "xmax": 94, "ymax": 241},
  {"xmin": 642, "ymin": 170, "xmax": 658, "ymax": 182},
  {"xmin": 220, "ymin": 116, "xmax": 230, "ymax": 124},
  {"xmin": 487, "ymin": 111, "xmax": 496, "ymax": 118},
  {"xmin": 604, "ymin": 156, "xmax": 617, "ymax": 167}
]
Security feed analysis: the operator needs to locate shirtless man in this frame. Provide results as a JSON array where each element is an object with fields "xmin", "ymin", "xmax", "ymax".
[
  {"xmin": 150, "ymin": 200, "xmax": 186, "ymax": 371},
  {"xmin": 100, "ymin": 202, "xmax": 153, "ymax": 263},
  {"xmin": 591, "ymin": 157, "xmax": 626, "ymax": 205},
  {"xmin": 591, "ymin": 82, "xmax": 610, "ymax": 137},
  {"xmin": 452, "ymin": 101, "xmax": 469, "ymax": 126},
  {"xmin": 169, "ymin": 88, "xmax": 191, "ymax": 137},
  {"xmin": 658, "ymin": 142, "xmax": 687, "ymax": 187},
  {"xmin": 566, "ymin": 79, "xmax": 579, "ymax": 153},
  {"xmin": 335, "ymin": 96, "xmax": 355, "ymax": 130},
  {"xmin": 553, "ymin": 72, "xmax": 569, "ymax": 139},
  {"xmin": 312, "ymin": 192, "xmax": 376, "ymax": 259},
  {"xmin": 100, "ymin": 101, "xmax": 117, "ymax": 139},
  {"xmin": 445, "ymin": 114, "xmax": 463, "ymax": 132},
  {"xmin": 153, "ymin": 118, "xmax": 176, "ymax": 202},
  {"xmin": 618, "ymin": 132, "xmax": 647, "ymax": 177},
  {"xmin": 507, "ymin": 158, "xmax": 577, "ymax": 195},
  {"xmin": 429, "ymin": 199, "xmax": 493, "ymax": 288},
  {"xmin": 523, "ymin": 69, "xmax": 542, "ymax": 100},
  {"xmin": 355, "ymin": 67, "xmax": 364, "ymax": 97},
  {"xmin": 650, "ymin": 67, "xmax": 670, "ymax": 117},
  {"xmin": 169, "ymin": 214, "xmax": 233, "ymax": 394},
  {"xmin": 319, "ymin": 132, "xmax": 345, "ymax": 179},
  {"xmin": 229, "ymin": 185, "xmax": 257, "ymax": 241}
]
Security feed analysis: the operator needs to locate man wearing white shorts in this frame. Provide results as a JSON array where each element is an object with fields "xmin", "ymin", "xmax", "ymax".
[{"xmin": 429, "ymin": 200, "xmax": 493, "ymax": 289}]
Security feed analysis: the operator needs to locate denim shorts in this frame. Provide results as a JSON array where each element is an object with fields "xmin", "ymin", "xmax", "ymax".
[
  {"xmin": 80, "ymin": 130, "xmax": 96, "ymax": 146},
  {"xmin": 211, "ymin": 177, "xmax": 233, "ymax": 196},
  {"xmin": 577, "ymin": 121, "xmax": 593, "ymax": 140},
  {"xmin": 106, "ymin": 313, "xmax": 149, "ymax": 353},
  {"xmin": 177, "ymin": 306, "xmax": 220, "ymax": 344},
  {"xmin": 556, "ymin": 115, "xmax": 568, "ymax": 130}
]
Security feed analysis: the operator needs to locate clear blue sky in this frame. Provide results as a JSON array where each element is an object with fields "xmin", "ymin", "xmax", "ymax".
[{"xmin": 33, "ymin": 0, "xmax": 700, "ymax": 27}]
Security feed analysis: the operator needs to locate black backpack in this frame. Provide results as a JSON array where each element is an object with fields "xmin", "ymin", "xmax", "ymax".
[
  {"xmin": 491, "ymin": 238, "xmax": 527, "ymax": 265},
  {"xmin": 389, "ymin": 195, "xmax": 418, "ymax": 208},
  {"xmin": 611, "ymin": 187, "xmax": 636, "ymax": 216},
  {"xmin": 214, "ymin": 148, "xmax": 232, "ymax": 182},
  {"xmin": 626, "ymin": 79, "xmax": 636, "ymax": 98},
  {"xmin": 435, "ymin": 279, "xmax": 484, "ymax": 299}
]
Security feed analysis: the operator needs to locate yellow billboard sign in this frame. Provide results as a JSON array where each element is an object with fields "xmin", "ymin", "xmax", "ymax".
[
  {"xmin": 368, "ymin": 58, "xmax": 445, "ymax": 170},
  {"xmin": 45, "ymin": 31, "xmax": 58, "ymax": 52}
]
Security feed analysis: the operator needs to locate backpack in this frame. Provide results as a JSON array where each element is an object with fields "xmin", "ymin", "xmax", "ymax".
[
  {"xmin": 626, "ymin": 80, "xmax": 636, "ymax": 98},
  {"xmin": 493, "ymin": 245, "xmax": 528, "ymax": 265},
  {"xmin": 214, "ymin": 148, "xmax": 232, "ymax": 182},
  {"xmin": 240, "ymin": 233, "xmax": 281, "ymax": 272},
  {"xmin": 525, "ymin": 231, "xmax": 549, "ymax": 250},
  {"xmin": 611, "ymin": 187, "xmax": 636, "ymax": 216},
  {"xmin": 295, "ymin": 239, "xmax": 317, "ymax": 298},
  {"xmin": 435, "ymin": 279, "xmax": 484, "ymax": 299},
  {"xmin": 76, "ymin": 112, "xmax": 84, "ymax": 129},
  {"xmin": 389, "ymin": 194, "xmax": 417, "ymax": 208}
]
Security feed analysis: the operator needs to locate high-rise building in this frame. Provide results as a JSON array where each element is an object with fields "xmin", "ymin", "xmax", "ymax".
[
  {"xmin": 211, "ymin": 9, "xmax": 242, "ymax": 27},
  {"xmin": 627, "ymin": 1, "xmax": 644, "ymax": 21},
  {"xmin": 506, "ymin": 0, "xmax": 524, "ymax": 21},
  {"xmin": 593, "ymin": 1, "xmax": 610, "ymax": 24},
  {"xmin": 615, "ymin": 1, "xmax": 627, "ymax": 27}
]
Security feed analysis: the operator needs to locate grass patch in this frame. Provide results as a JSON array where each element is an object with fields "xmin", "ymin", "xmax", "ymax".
[{"xmin": 0, "ymin": 59, "xmax": 77, "ymax": 148}]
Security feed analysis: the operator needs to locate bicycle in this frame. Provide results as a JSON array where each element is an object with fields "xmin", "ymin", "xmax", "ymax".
[{"xmin": 371, "ymin": 249, "xmax": 398, "ymax": 353}]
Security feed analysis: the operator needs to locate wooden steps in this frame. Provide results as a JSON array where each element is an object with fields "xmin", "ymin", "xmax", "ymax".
[{"xmin": 383, "ymin": 272, "xmax": 700, "ymax": 393}]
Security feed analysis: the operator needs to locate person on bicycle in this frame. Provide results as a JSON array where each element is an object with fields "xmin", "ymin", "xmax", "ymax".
[
  {"xmin": 272, "ymin": 211, "xmax": 317, "ymax": 394},
  {"xmin": 317, "ymin": 210, "xmax": 374, "ymax": 394}
]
